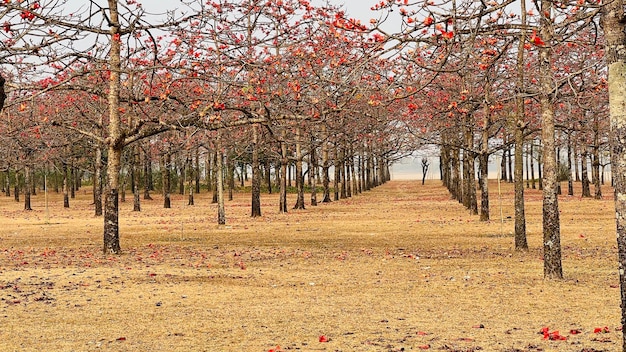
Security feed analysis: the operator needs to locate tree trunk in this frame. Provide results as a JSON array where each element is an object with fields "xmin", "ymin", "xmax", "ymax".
[
  {"xmin": 294, "ymin": 127, "xmax": 305, "ymax": 209},
  {"xmin": 567, "ymin": 134, "xmax": 574, "ymax": 196},
  {"xmin": 310, "ymin": 140, "xmax": 318, "ymax": 206},
  {"xmin": 187, "ymin": 153, "xmax": 195, "ymax": 206},
  {"xmin": 593, "ymin": 114, "xmax": 603, "ymax": 199},
  {"xmin": 161, "ymin": 153, "xmax": 171, "ymax": 209},
  {"xmin": 479, "ymin": 152, "xmax": 489, "ymax": 221},
  {"xmin": 94, "ymin": 147, "xmax": 103, "ymax": 216},
  {"xmin": 581, "ymin": 151, "xmax": 591, "ymax": 198},
  {"xmin": 216, "ymin": 133, "xmax": 225, "ymax": 224},
  {"xmin": 24, "ymin": 165, "xmax": 32, "ymax": 211},
  {"xmin": 251, "ymin": 125, "xmax": 262, "ymax": 217},
  {"xmin": 63, "ymin": 162, "xmax": 69, "ymax": 208},
  {"xmin": 264, "ymin": 159, "xmax": 272, "ymax": 194},
  {"xmin": 143, "ymin": 145, "xmax": 153, "ymax": 200},
  {"xmin": 132, "ymin": 145, "xmax": 141, "ymax": 211},
  {"xmin": 279, "ymin": 138, "xmax": 288, "ymax": 213},
  {"xmin": 539, "ymin": 0, "xmax": 562, "ymax": 279},
  {"xmin": 530, "ymin": 142, "xmax": 536, "ymax": 189},
  {"xmin": 321, "ymin": 136, "xmax": 331, "ymax": 202},
  {"xmin": 333, "ymin": 143, "xmax": 340, "ymax": 201},
  {"xmin": 102, "ymin": 0, "xmax": 123, "ymax": 255},
  {"xmin": 602, "ymin": 1, "xmax": 626, "ymax": 348},
  {"xmin": 194, "ymin": 147, "xmax": 201, "ymax": 195}
]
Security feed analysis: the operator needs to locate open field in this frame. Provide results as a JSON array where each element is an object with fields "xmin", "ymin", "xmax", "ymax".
[{"xmin": 0, "ymin": 180, "xmax": 620, "ymax": 351}]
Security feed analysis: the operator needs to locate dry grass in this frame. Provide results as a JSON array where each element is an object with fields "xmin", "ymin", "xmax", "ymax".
[{"xmin": 0, "ymin": 180, "xmax": 619, "ymax": 351}]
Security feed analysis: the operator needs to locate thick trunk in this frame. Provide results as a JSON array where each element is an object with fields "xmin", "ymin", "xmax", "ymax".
[
  {"xmin": 103, "ymin": 0, "xmax": 123, "ymax": 255},
  {"xmin": 539, "ymin": 0, "xmax": 562, "ymax": 279},
  {"xmin": 103, "ymin": 146, "xmax": 122, "ymax": 254},
  {"xmin": 602, "ymin": 2, "xmax": 626, "ymax": 348},
  {"xmin": 514, "ymin": 129, "xmax": 528, "ymax": 250}
]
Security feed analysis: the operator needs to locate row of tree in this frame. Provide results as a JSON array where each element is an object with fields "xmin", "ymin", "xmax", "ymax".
[{"xmin": 2, "ymin": 0, "xmax": 626, "ymax": 348}]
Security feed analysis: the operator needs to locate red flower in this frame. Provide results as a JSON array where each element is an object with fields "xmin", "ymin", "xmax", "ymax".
[{"xmin": 319, "ymin": 335, "xmax": 328, "ymax": 342}]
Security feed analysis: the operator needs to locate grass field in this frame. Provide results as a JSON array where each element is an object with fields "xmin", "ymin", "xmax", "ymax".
[{"xmin": 0, "ymin": 180, "xmax": 619, "ymax": 351}]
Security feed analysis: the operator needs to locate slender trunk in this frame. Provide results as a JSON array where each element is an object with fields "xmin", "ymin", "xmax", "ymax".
[
  {"xmin": 593, "ymin": 115, "xmax": 602, "ymax": 199},
  {"xmin": 279, "ymin": 137, "xmax": 288, "ymax": 213},
  {"xmin": 479, "ymin": 152, "xmax": 489, "ymax": 221},
  {"xmin": 264, "ymin": 160, "xmax": 272, "ymax": 194},
  {"xmin": 24, "ymin": 165, "xmax": 31, "ymax": 211},
  {"xmin": 94, "ymin": 147, "xmax": 103, "ymax": 216},
  {"xmin": 188, "ymin": 154, "xmax": 195, "ymax": 206},
  {"xmin": 530, "ymin": 142, "xmax": 536, "ymax": 189},
  {"xmin": 525, "ymin": 144, "xmax": 530, "ymax": 189},
  {"xmin": 161, "ymin": 153, "xmax": 171, "ymax": 209},
  {"xmin": 581, "ymin": 151, "xmax": 591, "ymax": 197},
  {"xmin": 322, "ymin": 136, "xmax": 331, "ymax": 202},
  {"xmin": 211, "ymin": 151, "xmax": 218, "ymax": 203},
  {"xmin": 217, "ymin": 132, "xmax": 225, "ymax": 224},
  {"xmin": 143, "ymin": 146, "xmax": 153, "ymax": 200},
  {"xmin": 133, "ymin": 145, "xmax": 141, "ymax": 212},
  {"xmin": 195, "ymin": 147, "xmax": 201, "ymax": 195},
  {"xmin": 567, "ymin": 134, "xmax": 574, "ymax": 196},
  {"xmin": 294, "ymin": 127, "xmax": 305, "ymax": 209},
  {"xmin": 63, "ymin": 162, "xmax": 69, "ymax": 208},
  {"xmin": 310, "ymin": 140, "xmax": 318, "ymax": 206},
  {"xmin": 333, "ymin": 143, "xmax": 340, "ymax": 201},
  {"xmin": 537, "ymin": 145, "xmax": 543, "ymax": 190},
  {"xmin": 251, "ymin": 125, "xmax": 262, "ymax": 217}
]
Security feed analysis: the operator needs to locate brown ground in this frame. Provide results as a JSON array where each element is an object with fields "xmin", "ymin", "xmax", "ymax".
[{"xmin": 0, "ymin": 180, "xmax": 619, "ymax": 351}]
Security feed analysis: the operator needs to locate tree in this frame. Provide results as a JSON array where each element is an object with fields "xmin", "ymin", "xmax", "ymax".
[{"xmin": 601, "ymin": 0, "xmax": 626, "ymax": 349}]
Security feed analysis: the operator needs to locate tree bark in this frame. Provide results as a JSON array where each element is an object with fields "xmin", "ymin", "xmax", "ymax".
[
  {"xmin": 102, "ymin": 0, "xmax": 123, "ymax": 254},
  {"xmin": 94, "ymin": 146, "xmax": 103, "ymax": 216},
  {"xmin": 161, "ymin": 153, "xmax": 171, "ymax": 209},
  {"xmin": 132, "ymin": 145, "xmax": 141, "ymax": 211},
  {"xmin": 581, "ymin": 150, "xmax": 591, "ymax": 198},
  {"xmin": 24, "ymin": 165, "xmax": 32, "ymax": 211},
  {"xmin": 279, "ymin": 137, "xmax": 288, "ymax": 213},
  {"xmin": 216, "ymin": 132, "xmax": 225, "ymax": 224},
  {"xmin": 539, "ymin": 0, "xmax": 562, "ymax": 279},
  {"xmin": 251, "ymin": 125, "xmax": 262, "ymax": 217},
  {"xmin": 294, "ymin": 126, "xmax": 305, "ymax": 209},
  {"xmin": 602, "ymin": 1, "xmax": 626, "ymax": 348}
]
